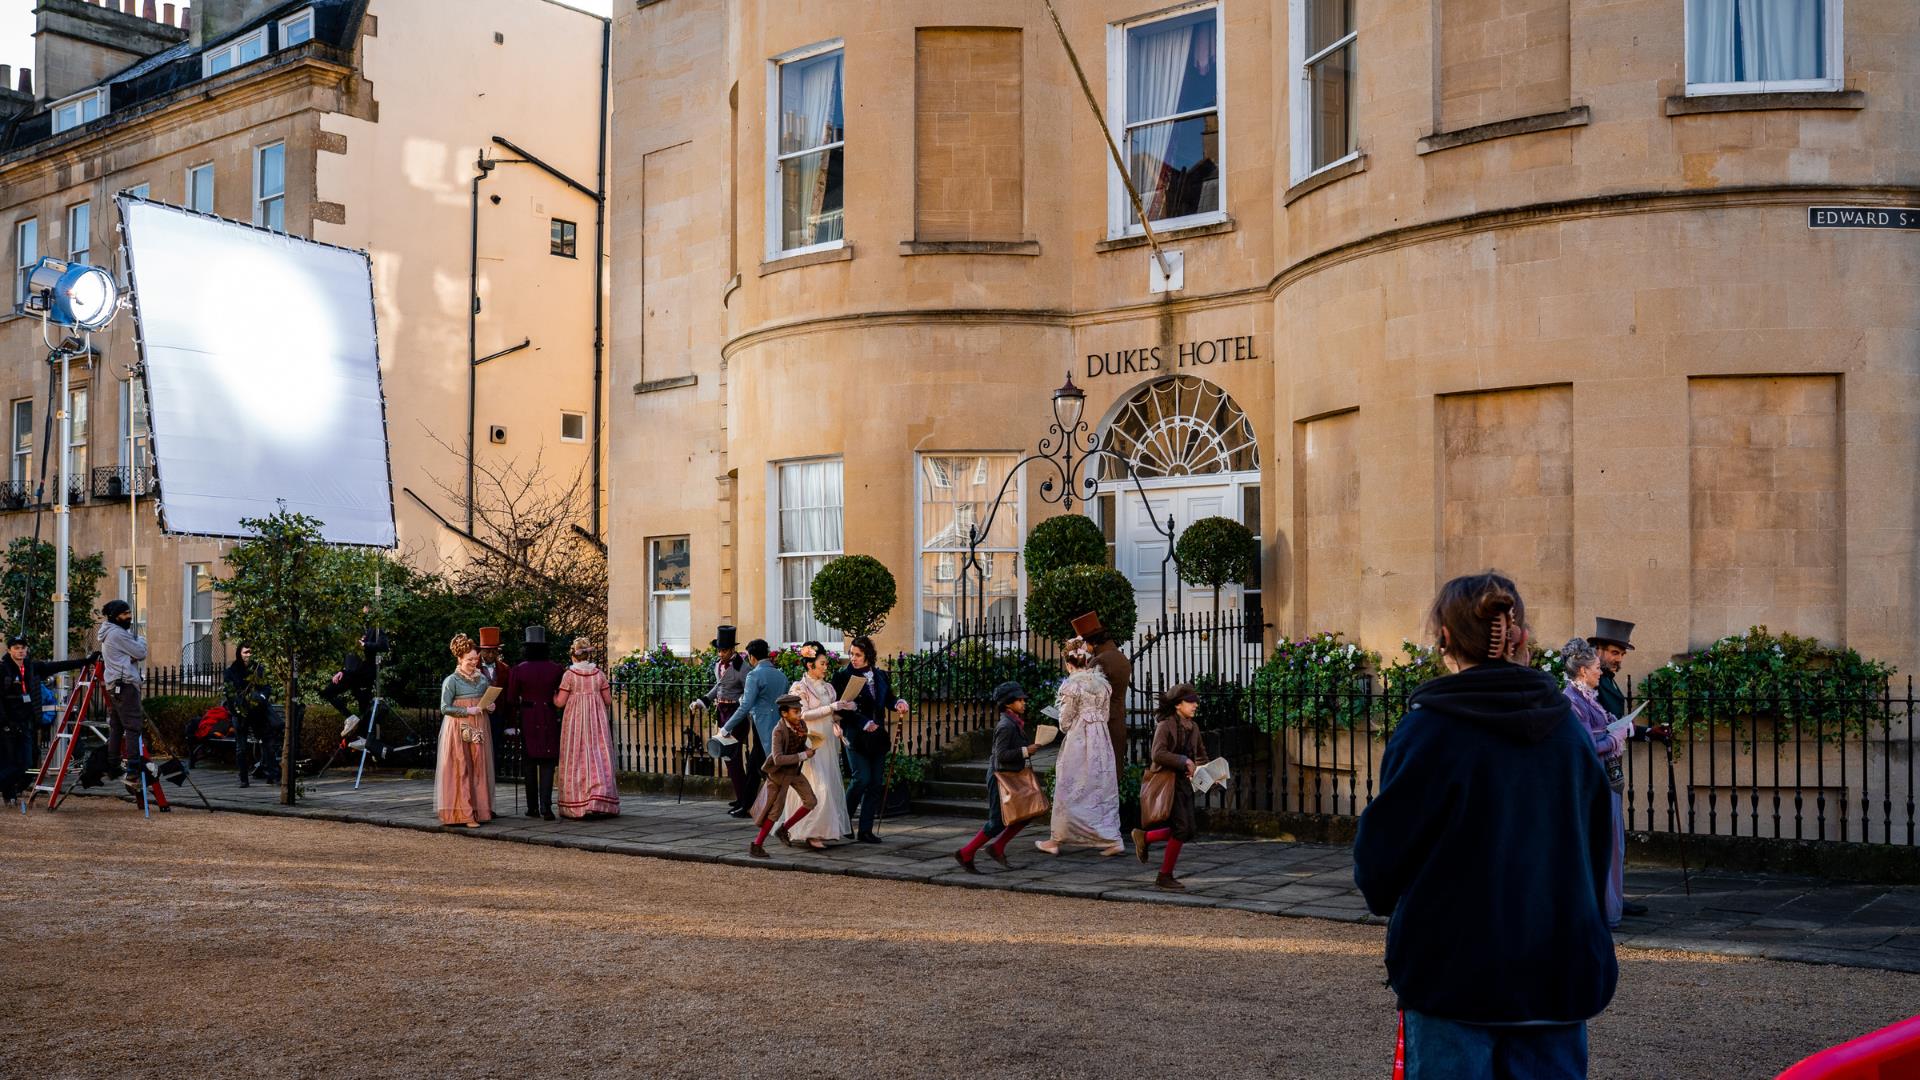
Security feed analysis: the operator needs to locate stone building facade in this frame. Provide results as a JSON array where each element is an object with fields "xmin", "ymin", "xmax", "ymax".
[
  {"xmin": 1, "ymin": 0, "xmax": 607, "ymax": 665},
  {"xmin": 609, "ymin": 0, "xmax": 1918, "ymax": 682}
]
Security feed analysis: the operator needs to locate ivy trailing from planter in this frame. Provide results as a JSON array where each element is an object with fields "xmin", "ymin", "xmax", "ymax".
[{"xmin": 1636, "ymin": 625, "xmax": 1895, "ymax": 742}]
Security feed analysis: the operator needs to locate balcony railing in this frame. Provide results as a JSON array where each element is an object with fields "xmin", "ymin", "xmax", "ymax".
[
  {"xmin": 0, "ymin": 480, "xmax": 29, "ymax": 511},
  {"xmin": 90, "ymin": 465, "xmax": 156, "ymax": 500}
]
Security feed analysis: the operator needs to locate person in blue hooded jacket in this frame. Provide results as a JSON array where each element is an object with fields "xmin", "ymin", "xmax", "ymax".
[{"xmin": 1353, "ymin": 572, "xmax": 1617, "ymax": 1079}]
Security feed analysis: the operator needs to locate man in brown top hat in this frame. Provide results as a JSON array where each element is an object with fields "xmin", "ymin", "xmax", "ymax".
[
  {"xmin": 477, "ymin": 627, "xmax": 515, "ymax": 770},
  {"xmin": 1074, "ymin": 611, "xmax": 1131, "ymax": 774}
]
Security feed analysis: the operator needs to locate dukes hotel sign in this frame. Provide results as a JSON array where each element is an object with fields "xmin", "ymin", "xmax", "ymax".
[{"xmin": 1084, "ymin": 334, "xmax": 1261, "ymax": 379}]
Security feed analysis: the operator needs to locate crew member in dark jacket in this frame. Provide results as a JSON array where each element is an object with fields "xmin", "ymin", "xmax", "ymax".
[
  {"xmin": 224, "ymin": 644, "xmax": 280, "ymax": 787},
  {"xmin": 1353, "ymin": 573, "xmax": 1617, "ymax": 1078},
  {"xmin": 0, "ymin": 636, "xmax": 92, "ymax": 804},
  {"xmin": 833, "ymin": 634, "xmax": 908, "ymax": 844},
  {"xmin": 323, "ymin": 622, "xmax": 390, "ymax": 745},
  {"xmin": 749, "ymin": 693, "xmax": 818, "ymax": 858},
  {"xmin": 1129, "ymin": 683, "xmax": 1207, "ymax": 891},
  {"xmin": 954, "ymin": 681, "xmax": 1036, "ymax": 873},
  {"xmin": 511, "ymin": 627, "xmax": 566, "ymax": 820}
]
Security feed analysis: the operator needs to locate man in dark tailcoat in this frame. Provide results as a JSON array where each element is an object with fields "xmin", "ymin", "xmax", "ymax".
[
  {"xmin": 511, "ymin": 626, "xmax": 566, "ymax": 820},
  {"xmin": 1587, "ymin": 617, "xmax": 1635, "ymax": 721},
  {"xmin": 478, "ymin": 627, "xmax": 516, "ymax": 774},
  {"xmin": 833, "ymin": 634, "xmax": 908, "ymax": 844},
  {"xmin": 1076, "ymin": 612, "xmax": 1132, "ymax": 775}
]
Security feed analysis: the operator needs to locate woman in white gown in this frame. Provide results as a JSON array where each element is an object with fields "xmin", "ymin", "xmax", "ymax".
[
  {"xmin": 783, "ymin": 645, "xmax": 853, "ymax": 848},
  {"xmin": 1038, "ymin": 640, "xmax": 1125, "ymax": 856}
]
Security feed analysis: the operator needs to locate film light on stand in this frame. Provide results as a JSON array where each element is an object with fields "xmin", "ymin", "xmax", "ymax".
[{"xmin": 22, "ymin": 257, "xmax": 119, "ymax": 331}]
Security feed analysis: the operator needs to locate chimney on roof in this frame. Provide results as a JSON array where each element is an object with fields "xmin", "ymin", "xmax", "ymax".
[
  {"xmin": 142, "ymin": 0, "xmax": 157, "ymax": 20},
  {"xmin": 34, "ymin": 0, "xmax": 187, "ymax": 100},
  {"xmin": 181, "ymin": 5, "xmax": 191, "ymax": 31},
  {"xmin": 16, "ymin": 68, "xmax": 29, "ymax": 96},
  {"xmin": 163, "ymin": 4, "xmax": 176, "ymax": 26}
]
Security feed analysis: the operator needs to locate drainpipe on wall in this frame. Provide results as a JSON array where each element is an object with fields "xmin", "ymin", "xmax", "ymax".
[
  {"xmin": 467, "ymin": 152, "xmax": 496, "ymax": 533},
  {"xmin": 590, "ymin": 17, "xmax": 609, "ymax": 541}
]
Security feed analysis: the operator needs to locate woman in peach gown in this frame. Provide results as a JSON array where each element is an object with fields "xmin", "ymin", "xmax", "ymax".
[{"xmin": 435, "ymin": 633, "xmax": 496, "ymax": 827}]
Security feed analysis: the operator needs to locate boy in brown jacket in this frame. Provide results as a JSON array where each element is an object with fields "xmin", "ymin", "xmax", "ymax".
[{"xmin": 750, "ymin": 693, "xmax": 818, "ymax": 858}]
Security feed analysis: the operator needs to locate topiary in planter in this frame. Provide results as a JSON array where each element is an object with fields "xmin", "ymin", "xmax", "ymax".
[
  {"xmin": 1029, "ymin": 564, "xmax": 1136, "ymax": 644},
  {"xmin": 1023, "ymin": 513, "xmax": 1107, "ymax": 577},
  {"xmin": 1174, "ymin": 516, "xmax": 1257, "ymax": 618},
  {"xmin": 808, "ymin": 554, "xmax": 898, "ymax": 639}
]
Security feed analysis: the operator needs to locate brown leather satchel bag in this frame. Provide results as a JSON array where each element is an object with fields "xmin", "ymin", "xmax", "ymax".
[
  {"xmin": 1139, "ymin": 765, "xmax": 1176, "ymax": 826},
  {"xmin": 996, "ymin": 767, "xmax": 1050, "ymax": 826}
]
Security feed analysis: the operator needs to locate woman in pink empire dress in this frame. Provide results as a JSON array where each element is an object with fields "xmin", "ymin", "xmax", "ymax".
[{"xmin": 554, "ymin": 636, "xmax": 620, "ymax": 818}]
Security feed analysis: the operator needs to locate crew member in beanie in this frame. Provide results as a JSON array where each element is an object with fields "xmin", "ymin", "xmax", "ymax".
[
  {"xmin": 324, "ymin": 618, "xmax": 391, "ymax": 749},
  {"xmin": 954, "ymin": 681, "xmax": 1037, "ymax": 872},
  {"xmin": 511, "ymin": 627, "xmax": 565, "ymax": 820},
  {"xmin": 0, "ymin": 635, "xmax": 94, "ymax": 805},
  {"xmin": 1130, "ymin": 683, "xmax": 1207, "ymax": 891},
  {"xmin": 749, "ymin": 693, "xmax": 818, "ymax": 858},
  {"xmin": 98, "ymin": 599, "xmax": 150, "ymax": 795}
]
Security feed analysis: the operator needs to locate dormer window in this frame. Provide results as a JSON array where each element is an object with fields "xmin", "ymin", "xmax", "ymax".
[
  {"xmin": 204, "ymin": 27, "xmax": 268, "ymax": 77},
  {"xmin": 279, "ymin": 8, "xmax": 316, "ymax": 47},
  {"xmin": 50, "ymin": 88, "xmax": 107, "ymax": 134}
]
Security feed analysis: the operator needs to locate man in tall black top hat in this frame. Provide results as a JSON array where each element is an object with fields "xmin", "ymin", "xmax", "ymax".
[{"xmin": 1585, "ymin": 617, "xmax": 1635, "ymax": 720}]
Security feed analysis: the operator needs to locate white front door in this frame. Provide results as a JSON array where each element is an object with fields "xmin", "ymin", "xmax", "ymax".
[{"xmin": 1107, "ymin": 481, "xmax": 1242, "ymax": 619}]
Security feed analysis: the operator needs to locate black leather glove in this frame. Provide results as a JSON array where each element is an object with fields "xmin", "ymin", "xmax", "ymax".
[{"xmin": 86, "ymin": 651, "xmax": 102, "ymax": 665}]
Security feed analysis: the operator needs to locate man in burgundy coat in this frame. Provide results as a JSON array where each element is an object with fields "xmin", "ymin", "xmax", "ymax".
[{"xmin": 510, "ymin": 626, "xmax": 566, "ymax": 820}]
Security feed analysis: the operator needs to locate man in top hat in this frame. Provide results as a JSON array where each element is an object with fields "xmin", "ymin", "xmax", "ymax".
[
  {"xmin": 477, "ymin": 627, "xmax": 516, "ymax": 772},
  {"xmin": 1586, "ymin": 617, "xmax": 1635, "ymax": 721},
  {"xmin": 0, "ymin": 634, "xmax": 95, "ymax": 805},
  {"xmin": 1585, "ymin": 615, "xmax": 1667, "ymax": 918},
  {"xmin": 511, "ymin": 627, "xmax": 566, "ymax": 820},
  {"xmin": 696, "ymin": 626, "xmax": 751, "ymax": 814},
  {"xmin": 1075, "ymin": 611, "xmax": 1132, "ymax": 775}
]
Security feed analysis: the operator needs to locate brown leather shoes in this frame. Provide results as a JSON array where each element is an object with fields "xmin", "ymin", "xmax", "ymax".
[
  {"xmin": 749, "ymin": 842, "xmax": 769, "ymax": 859},
  {"xmin": 1131, "ymin": 828, "xmax": 1149, "ymax": 863},
  {"xmin": 954, "ymin": 850, "xmax": 980, "ymax": 874},
  {"xmin": 1155, "ymin": 872, "xmax": 1185, "ymax": 891}
]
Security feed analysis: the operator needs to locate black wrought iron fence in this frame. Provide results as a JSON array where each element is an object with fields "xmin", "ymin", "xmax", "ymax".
[{"xmin": 1137, "ymin": 672, "xmax": 1918, "ymax": 847}]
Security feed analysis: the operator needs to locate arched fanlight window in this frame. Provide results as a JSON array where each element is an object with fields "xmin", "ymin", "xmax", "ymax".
[{"xmin": 1101, "ymin": 376, "xmax": 1258, "ymax": 479}]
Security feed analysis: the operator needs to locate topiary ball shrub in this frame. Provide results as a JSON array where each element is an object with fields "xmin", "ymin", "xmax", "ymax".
[
  {"xmin": 1174, "ymin": 516, "xmax": 1258, "ymax": 594},
  {"xmin": 1023, "ymin": 514, "xmax": 1108, "ymax": 577},
  {"xmin": 1029, "ymin": 564, "xmax": 1136, "ymax": 644},
  {"xmin": 809, "ymin": 554, "xmax": 898, "ymax": 639}
]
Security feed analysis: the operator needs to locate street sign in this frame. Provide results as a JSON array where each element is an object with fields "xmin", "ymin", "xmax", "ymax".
[{"xmin": 1807, "ymin": 206, "xmax": 1920, "ymax": 230}]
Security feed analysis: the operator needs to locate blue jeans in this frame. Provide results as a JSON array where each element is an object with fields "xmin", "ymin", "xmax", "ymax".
[
  {"xmin": 845, "ymin": 747, "xmax": 886, "ymax": 835},
  {"xmin": 1403, "ymin": 1012, "xmax": 1588, "ymax": 1080}
]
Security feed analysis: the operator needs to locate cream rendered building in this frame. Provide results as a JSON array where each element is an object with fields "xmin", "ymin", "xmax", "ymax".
[
  {"xmin": 1, "ymin": 0, "xmax": 608, "ymax": 666},
  {"xmin": 610, "ymin": 0, "xmax": 1918, "ymax": 683}
]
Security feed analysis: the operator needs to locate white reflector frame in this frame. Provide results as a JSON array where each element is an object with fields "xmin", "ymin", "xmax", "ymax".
[{"xmin": 119, "ymin": 197, "xmax": 396, "ymax": 547}]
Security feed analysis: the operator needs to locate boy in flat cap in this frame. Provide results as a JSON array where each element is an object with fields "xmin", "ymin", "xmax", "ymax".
[
  {"xmin": 955, "ymin": 681, "xmax": 1037, "ymax": 872},
  {"xmin": 750, "ymin": 693, "xmax": 819, "ymax": 858}
]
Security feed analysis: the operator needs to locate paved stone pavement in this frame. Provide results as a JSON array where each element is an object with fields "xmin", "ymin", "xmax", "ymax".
[{"xmin": 109, "ymin": 770, "xmax": 1920, "ymax": 974}]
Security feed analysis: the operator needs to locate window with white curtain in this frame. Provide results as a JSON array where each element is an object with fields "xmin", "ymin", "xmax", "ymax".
[
  {"xmin": 768, "ymin": 43, "xmax": 845, "ymax": 257},
  {"xmin": 14, "ymin": 218, "xmax": 36, "ymax": 308},
  {"xmin": 649, "ymin": 536, "xmax": 691, "ymax": 653},
  {"xmin": 66, "ymin": 203, "xmax": 90, "ymax": 265},
  {"xmin": 1290, "ymin": 0, "xmax": 1357, "ymax": 182},
  {"xmin": 1110, "ymin": 4, "xmax": 1223, "ymax": 235},
  {"xmin": 774, "ymin": 459, "xmax": 843, "ymax": 643},
  {"xmin": 255, "ymin": 143, "xmax": 285, "ymax": 231},
  {"xmin": 917, "ymin": 454, "xmax": 1021, "ymax": 646},
  {"xmin": 1686, "ymin": 0, "xmax": 1842, "ymax": 95}
]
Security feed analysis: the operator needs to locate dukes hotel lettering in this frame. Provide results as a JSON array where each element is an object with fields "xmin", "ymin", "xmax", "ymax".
[{"xmin": 1085, "ymin": 335, "xmax": 1261, "ymax": 379}]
